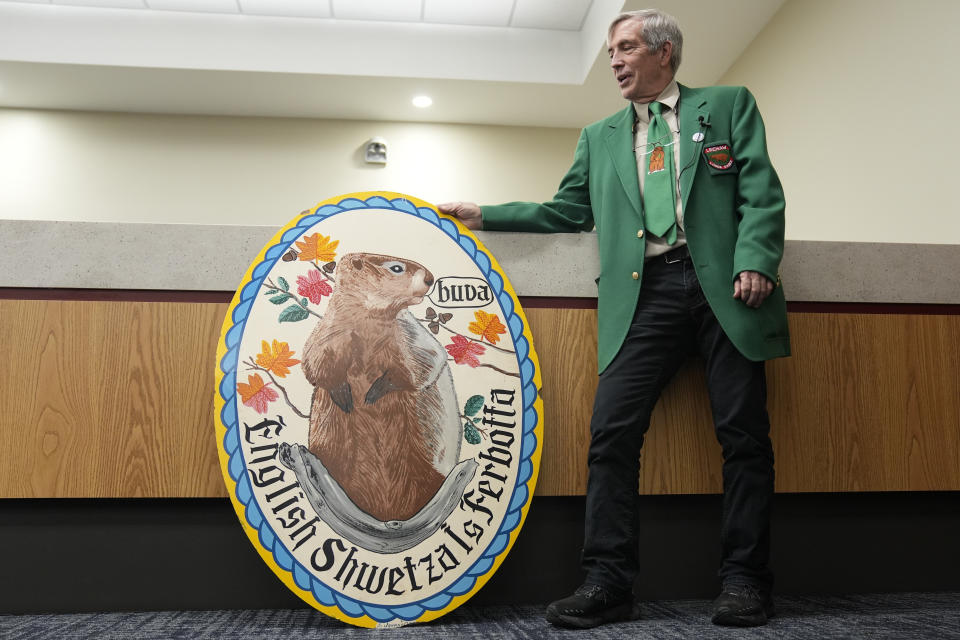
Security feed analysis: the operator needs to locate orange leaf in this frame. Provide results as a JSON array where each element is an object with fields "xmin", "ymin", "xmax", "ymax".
[
  {"xmin": 468, "ymin": 310, "xmax": 507, "ymax": 345},
  {"xmin": 295, "ymin": 232, "xmax": 339, "ymax": 263},
  {"xmin": 255, "ymin": 339, "xmax": 301, "ymax": 378},
  {"xmin": 237, "ymin": 374, "xmax": 279, "ymax": 414}
]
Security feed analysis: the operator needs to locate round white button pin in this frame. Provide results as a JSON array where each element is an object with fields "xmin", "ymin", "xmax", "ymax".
[{"xmin": 692, "ymin": 132, "xmax": 705, "ymax": 142}]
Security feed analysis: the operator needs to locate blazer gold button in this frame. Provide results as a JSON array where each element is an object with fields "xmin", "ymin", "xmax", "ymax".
[
  {"xmin": 632, "ymin": 271, "xmax": 639, "ymax": 280},
  {"xmin": 637, "ymin": 229, "xmax": 644, "ymax": 238}
]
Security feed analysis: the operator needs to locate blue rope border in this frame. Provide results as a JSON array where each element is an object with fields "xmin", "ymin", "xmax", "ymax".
[{"xmin": 217, "ymin": 196, "xmax": 540, "ymax": 624}]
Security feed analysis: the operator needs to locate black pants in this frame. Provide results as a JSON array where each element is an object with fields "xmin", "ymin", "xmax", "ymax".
[{"xmin": 582, "ymin": 250, "xmax": 774, "ymax": 593}]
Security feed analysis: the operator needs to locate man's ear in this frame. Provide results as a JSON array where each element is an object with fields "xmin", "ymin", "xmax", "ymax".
[{"xmin": 659, "ymin": 41, "xmax": 673, "ymax": 68}]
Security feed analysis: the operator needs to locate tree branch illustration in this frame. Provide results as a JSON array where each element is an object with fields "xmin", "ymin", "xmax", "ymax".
[
  {"xmin": 416, "ymin": 316, "xmax": 516, "ymax": 354},
  {"xmin": 308, "ymin": 260, "xmax": 337, "ymax": 284},
  {"xmin": 263, "ymin": 277, "xmax": 323, "ymax": 320},
  {"xmin": 243, "ymin": 357, "xmax": 309, "ymax": 419},
  {"xmin": 284, "ymin": 246, "xmax": 337, "ymax": 285},
  {"xmin": 460, "ymin": 414, "xmax": 490, "ymax": 439},
  {"xmin": 446, "ymin": 358, "xmax": 520, "ymax": 378}
]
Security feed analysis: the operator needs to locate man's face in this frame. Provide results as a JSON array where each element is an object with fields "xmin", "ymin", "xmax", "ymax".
[{"xmin": 607, "ymin": 19, "xmax": 673, "ymax": 102}]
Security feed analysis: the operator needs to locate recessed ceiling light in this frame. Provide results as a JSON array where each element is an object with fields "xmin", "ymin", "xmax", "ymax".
[{"xmin": 412, "ymin": 95, "xmax": 433, "ymax": 108}]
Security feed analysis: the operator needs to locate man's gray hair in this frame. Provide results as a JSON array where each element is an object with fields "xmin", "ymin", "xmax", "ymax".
[{"xmin": 608, "ymin": 9, "xmax": 683, "ymax": 74}]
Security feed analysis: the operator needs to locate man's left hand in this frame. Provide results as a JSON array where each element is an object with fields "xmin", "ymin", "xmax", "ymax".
[{"xmin": 733, "ymin": 271, "xmax": 773, "ymax": 308}]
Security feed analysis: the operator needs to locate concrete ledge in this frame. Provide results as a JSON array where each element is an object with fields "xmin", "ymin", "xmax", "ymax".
[{"xmin": 1, "ymin": 219, "xmax": 958, "ymax": 304}]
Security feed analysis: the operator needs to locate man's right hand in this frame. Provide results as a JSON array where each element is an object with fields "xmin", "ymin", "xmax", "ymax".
[{"xmin": 437, "ymin": 201, "xmax": 482, "ymax": 230}]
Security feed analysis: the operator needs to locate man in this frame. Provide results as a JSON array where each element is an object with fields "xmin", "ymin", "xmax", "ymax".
[{"xmin": 439, "ymin": 8, "xmax": 788, "ymax": 629}]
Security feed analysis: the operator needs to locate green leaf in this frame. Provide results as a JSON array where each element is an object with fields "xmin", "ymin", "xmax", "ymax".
[
  {"xmin": 269, "ymin": 294, "xmax": 292, "ymax": 305},
  {"xmin": 265, "ymin": 289, "xmax": 278, "ymax": 295},
  {"xmin": 301, "ymin": 297, "xmax": 309, "ymax": 307},
  {"xmin": 277, "ymin": 276, "xmax": 290, "ymax": 291},
  {"xmin": 463, "ymin": 424, "xmax": 481, "ymax": 445},
  {"xmin": 463, "ymin": 394, "xmax": 485, "ymax": 416},
  {"xmin": 278, "ymin": 304, "xmax": 309, "ymax": 323},
  {"xmin": 473, "ymin": 417, "xmax": 481, "ymax": 423}
]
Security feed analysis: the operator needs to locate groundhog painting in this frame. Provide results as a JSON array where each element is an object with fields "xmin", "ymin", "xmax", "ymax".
[{"xmin": 301, "ymin": 252, "xmax": 462, "ymax": 522}]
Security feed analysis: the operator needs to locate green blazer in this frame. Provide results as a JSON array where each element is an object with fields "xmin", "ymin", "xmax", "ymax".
[{"xmin": 482, "ymin": 84, "xmax": 791, "ymax": 374}]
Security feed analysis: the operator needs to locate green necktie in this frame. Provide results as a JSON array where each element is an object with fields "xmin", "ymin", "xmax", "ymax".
[{"xmin": 643, "ymin": 101, "xmax": 677, "ymax": 245}]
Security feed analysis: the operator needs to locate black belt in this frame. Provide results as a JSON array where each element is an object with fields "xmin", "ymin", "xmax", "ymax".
[{"xmin": 657, "ymin": 244, "xmax": 690, "ymax": 264}]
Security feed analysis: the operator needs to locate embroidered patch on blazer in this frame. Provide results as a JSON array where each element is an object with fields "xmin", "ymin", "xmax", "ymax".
[{"xmin": 703, "ymin": 143, "xmax": 735, "ymax": 170}]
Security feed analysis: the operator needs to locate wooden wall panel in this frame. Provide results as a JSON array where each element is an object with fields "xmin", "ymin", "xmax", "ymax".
[
  {"xmin": 641, "ymin": 364, "xmax": 722, "ymax": 495},
  {"xmin": 550, "ymin": 312, "xmax": 960, "ymax": 496},
  {"xmin": 524, "ymin": 307, "xmax": 596, "ymax": 496},
  {"xmin": 0, "ymin": 299, "xmax": 228, "ymax": 498},
  {"xmin": 1, "ymin": 299, "xmax": 958, "ymax": 498},
  {"xmin": 769, "ymin": 313, "xmax": 960, "ymax": 493},
  {"xmin": 525, "ymin": 308, "xmax": 726, "ymax": 496}
]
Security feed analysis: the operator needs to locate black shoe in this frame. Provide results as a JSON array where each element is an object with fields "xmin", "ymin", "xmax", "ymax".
[
  {"xmin": 545, "ymin": 584, "xmax": 640, "ymax": 629},
  {"xmin": 711, "ymin": 583, "xmax": 775, "ymax": 627}
]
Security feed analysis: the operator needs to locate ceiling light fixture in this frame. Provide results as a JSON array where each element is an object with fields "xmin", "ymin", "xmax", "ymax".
[{"xmin": 412, "ymin": 95, "xmax": 433, "ymax": 108}]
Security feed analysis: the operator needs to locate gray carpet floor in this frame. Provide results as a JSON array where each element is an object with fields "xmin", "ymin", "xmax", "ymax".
[{"xmin": 2, "ymin": 592, "xmax": 959, "ymax": 639}]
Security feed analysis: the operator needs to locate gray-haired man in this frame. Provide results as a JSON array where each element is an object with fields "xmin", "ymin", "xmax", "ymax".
[{"xmin": 441, "ymin": 8, "xmax": 786, "ymax": 629}]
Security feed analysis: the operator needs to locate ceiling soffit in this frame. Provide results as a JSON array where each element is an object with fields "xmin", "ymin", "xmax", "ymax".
[
  {"xmin": 0, "ymin": 0, "xmax": 787, "ymax": 127},
  {"xmin": 0, "ymin": 0, "xmax": 622, "ymax": 85}
]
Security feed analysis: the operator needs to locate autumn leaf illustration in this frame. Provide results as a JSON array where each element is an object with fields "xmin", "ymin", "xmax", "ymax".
[
  {"xmin": 237, "ymin": 374, "xmax": 279, "ymax": 414},
  {"xmin": 295, "ymin": 233, "xmax": 339, "ymax": 263},
  {"xmin": 296, "ymin": 270, "xmax": 333, "ymax": 304},
  {"xmin": 468, "ymin": 310, "xmax": 507, "ymax": 345},
  {"xmin": 445, "ymin": 335, "xmax": 486, "ymax": 367},
  {"xmin": 255, "ymin": 339, "xmax": 301, "ymax": 378}
]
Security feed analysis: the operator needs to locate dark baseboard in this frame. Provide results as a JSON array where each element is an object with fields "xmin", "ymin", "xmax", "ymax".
[{"xmin": 2, "ymin": 492, "xmax": 958, "ymax": 614}]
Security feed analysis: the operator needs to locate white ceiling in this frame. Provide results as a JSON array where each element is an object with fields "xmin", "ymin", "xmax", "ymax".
[
  {"xmin": 4, "ymin": 0, "xmax": 594, "ymax": 29},
  {"xmin": 0, "ymin": 0, "xmax": 787, "ymax": 127}
]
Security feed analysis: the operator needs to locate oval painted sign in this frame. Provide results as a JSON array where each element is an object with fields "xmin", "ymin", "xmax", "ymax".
[{"xmin": 214, "ymin": 192, "xmax": 543, "ymax": 627}]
